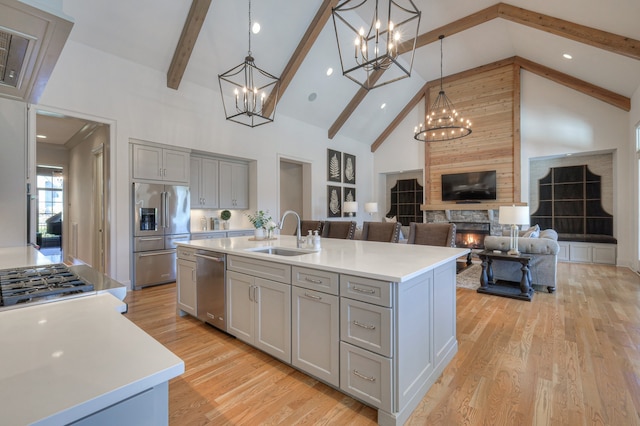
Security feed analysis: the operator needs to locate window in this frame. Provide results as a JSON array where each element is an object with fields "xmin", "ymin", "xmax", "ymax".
[{"xmin": 37, "ymin": 166, "xmax": 63, "ymax": 235}]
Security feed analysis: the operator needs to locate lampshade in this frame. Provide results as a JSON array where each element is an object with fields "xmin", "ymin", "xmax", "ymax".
[
  {"xmin": 364, "ymin": 202, "xmax": 378, "ymax": 213},
  {"xmin": 499, "ymin": 205, "xmax": 530, "ymax": 225},
  {"xmin": 343, "ymin": 201, "xmax": 358, "ymax": 213}
]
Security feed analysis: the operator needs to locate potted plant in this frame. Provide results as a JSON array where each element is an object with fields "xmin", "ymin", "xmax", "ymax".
[
  {"xmin": 246, "ymin": 210, "xmax": 272, "ymax": 239},
  {"xmin": 220, "ymin": 209, "xmax": 231, "ymax": 229}
]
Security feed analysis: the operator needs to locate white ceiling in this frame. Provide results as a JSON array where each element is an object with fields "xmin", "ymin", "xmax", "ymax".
[{"xmin": 38, "ymin": 0, "xmax": 640, "ymax": 146}]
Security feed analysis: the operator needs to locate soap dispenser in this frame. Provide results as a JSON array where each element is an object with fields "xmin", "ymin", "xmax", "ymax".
[
  {"xmin": 307, "ymin": 230, "xmax": 314, "ymax": 248},
  {"xmin": 313, "ymin": 230, "xmax": 321, "ymax": 250}
]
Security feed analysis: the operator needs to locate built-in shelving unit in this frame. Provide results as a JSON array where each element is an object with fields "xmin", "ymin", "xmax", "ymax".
[
  {"xmin": 531, "ymin": 165, "xmax": 613, "ymax": 236},
  {"xmin": 386, "ymin": 179, "xmax": 423, "ymax": 225}
]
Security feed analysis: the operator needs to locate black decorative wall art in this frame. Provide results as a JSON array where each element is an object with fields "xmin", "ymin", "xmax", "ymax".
[
  {"xmin": 343, "ymin": 187, "xmax": 356, "ymax": 217},
  {"xmin": 343, "ymin": 153, "xmax": 356, "ymax": 184},
  {"xmin": 327, "ymin": 185, "xmax": 342, "ymax": 217},
  {"xmin": 327, "ymin": 149, "xmax": 342, "ymax": 182}
]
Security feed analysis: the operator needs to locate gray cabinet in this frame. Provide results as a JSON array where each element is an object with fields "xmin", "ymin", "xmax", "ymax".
[
  {"xmin": 176, "ymin": 248, "xmax": 197, "ymax": 316},
  {"xmin": 291, "ymin": 267, "xmax": 340, "ymax": 387},
  {"xmin": 132, "ymin": 143, "xmax": 189, "ymax": 183},
  {"xmin": 226, "ymin": 257, "xmax": 291, "ymax": 363},
  {"xmin": 219, "ymin": 161, "xmax": 248, "ymax": 209},
  {"xmin": 190, "ymin": 157, "xmax": 219, "ymax": 208}
]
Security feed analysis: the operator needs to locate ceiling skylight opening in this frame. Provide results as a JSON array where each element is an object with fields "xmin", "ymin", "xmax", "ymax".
[
  {"xmin": 252, "ymin": 22, "xmax": 261, "ymax": 34},
  {"xmin": 326, "ymin": 67, "xmax": 333, "ymax": 76},
  {"xmin": 563, "ymin": 53, "xmax": 572, "ymax": 59}
]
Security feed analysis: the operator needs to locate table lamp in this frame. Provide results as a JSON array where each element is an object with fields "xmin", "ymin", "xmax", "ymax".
[
  {"xmin": 343, "ymin": 201, "xmax": 358, "ymax": 217},
  {"xmin": 498, "ymin": 205, "xmax": 530, "ymax": 255},
  {"xmin": 364, "ymin": 202, "xmax": 378, "ymax": 217}
]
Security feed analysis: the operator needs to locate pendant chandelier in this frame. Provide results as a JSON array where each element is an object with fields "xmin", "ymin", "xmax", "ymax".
[
  {"xmin": 332, "ymin": 0, "xmax": 421, "ymax": 90},
  {"xmin": 414, "ymin": 35, "xmax": 472, "ymax": 141},
  {"xmin": 218, "ymin": 0, "xmax": 279, "ymax": 127}
]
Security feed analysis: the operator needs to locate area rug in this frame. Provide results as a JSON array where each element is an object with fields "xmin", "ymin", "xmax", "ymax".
[{"xmin": 456, "ymin": 263, "xmax": 482, "ymax": 290}]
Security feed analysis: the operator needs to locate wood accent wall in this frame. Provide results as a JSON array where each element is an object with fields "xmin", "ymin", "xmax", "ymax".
[{"xmin": 422, "ymin": 63, "xmax": 520, "ymax": 210}]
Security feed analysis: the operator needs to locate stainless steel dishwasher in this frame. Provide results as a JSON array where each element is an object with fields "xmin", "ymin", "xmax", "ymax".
[{"xmin": 194, "ymin": 249, "xmax": 227, "ymax": 331}]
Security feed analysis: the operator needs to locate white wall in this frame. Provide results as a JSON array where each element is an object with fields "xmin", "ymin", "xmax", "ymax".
[
  {"xmin": 630, "ymin": 86, "xmax": 640, "ymax": 272},
  {"xmin": 37, "ymin": 41, "xmax": 373, "ymax": 288}
]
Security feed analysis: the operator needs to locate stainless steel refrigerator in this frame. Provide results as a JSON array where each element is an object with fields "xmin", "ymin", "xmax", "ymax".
[{"xmin": 132, "ymin": 182, "xmax": 190, "ymax": 289}]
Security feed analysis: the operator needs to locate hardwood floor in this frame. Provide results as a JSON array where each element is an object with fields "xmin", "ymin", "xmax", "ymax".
[{"xmin": 123, "ymin": 262, "xmax": 640, "ymax": 425}]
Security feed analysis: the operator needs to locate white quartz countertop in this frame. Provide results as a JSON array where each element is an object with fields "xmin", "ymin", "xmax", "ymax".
[
  {"xmin": 178, "ymin": 235, "xmax": 470, "ymax": 282},
  {"xmin": 0, "ymin": 293, "xmax": 184, "ymax": 426},
  {"xmin": 0, "ymin": 245, "xmax": 52, "ymax": 269}
]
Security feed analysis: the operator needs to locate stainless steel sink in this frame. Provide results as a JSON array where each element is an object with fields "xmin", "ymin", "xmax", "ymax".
[{"xmin": 247, "ymin": 247, "xmax": 315, "ymax": 256}]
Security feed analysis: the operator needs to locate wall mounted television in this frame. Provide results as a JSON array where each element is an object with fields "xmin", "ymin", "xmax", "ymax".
[{"xmin": 441, "ymin": 170, "xmax": 497, "ymax": 202}]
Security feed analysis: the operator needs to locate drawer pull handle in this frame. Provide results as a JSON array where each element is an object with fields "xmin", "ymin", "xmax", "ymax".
[
  {"xmin": 353, "ymin": 320, "xmax": 376, "ymax": 330},
  {"xmin": 304, "ymin": 292, "xmax": 322, "ymax": 300},
  {"xmin": 353, "ymin": 370, "xmax": 376, "ymax": 382},
  {"xmin": 352, "ymin": 286, "xmax": 375, "ymax": 294},
  {"xmin": 304, "ymin": 277, "xmax": 322, "ymax": 284}
]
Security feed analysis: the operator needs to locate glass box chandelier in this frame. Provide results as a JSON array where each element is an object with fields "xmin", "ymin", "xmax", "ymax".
[
  {"xmin": 414, "ymin": 35, "xmax": 472, "ymax": 141},
  {"xmin": 218, "ymin": 0, "xmax": 280, "ymax": 127},
  {"xmin": 332, "ymin": 0, "xmax": 421, "ymax": 90}
]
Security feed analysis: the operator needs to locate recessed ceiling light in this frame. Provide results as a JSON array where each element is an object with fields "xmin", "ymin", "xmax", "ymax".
[
  {"xmin": 380, "ymin": 103, "xmax": 386, "ymax": 109},
  {"xmin": 326, "ymin": 67, "xmax": 333, "ymax": 76},
  {"xmin": 252, "ymin": 22, "xmax": 261, "ymax": 34},
  {"xmin": 308, "ymin": 92, "xmax": 317, "ymax": 102},
  {"xmin": 36, "ymin": 134, "xmax": 47, "ymax": 139},
  {"xmin": 563, "ymin": 53, "xmax": 572, "ymax": 59}
]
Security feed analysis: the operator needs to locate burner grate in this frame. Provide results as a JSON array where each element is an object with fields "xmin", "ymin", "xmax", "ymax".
[{"xmin": 0, "ymin": 264, "xmax": 94, "ymax": 307}]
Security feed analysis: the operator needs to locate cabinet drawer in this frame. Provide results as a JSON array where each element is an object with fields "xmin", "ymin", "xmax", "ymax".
[
  {"xmin": 226, "ymin": 230, "xmax": 254, "ymax": 237},
  {"xmin": 292, "ymin": 267, "xmax": 339, "ymax": 295},
  {"xmin": 340, "ymin": 275, "xmax": 392, "ymax": 307},
  {"xmin": 340, "ymin": 342, "xmax": 392, "ymax": 412},
  {"xmin": 227, "ymin": 255, "xmax": 291, "ymax": 284},
  {"xmin": 341, "ymin": 298, "xmax": 392, "ymax": 357},
  {"xmin": 177, "ymin": 246, "xmax": 196, "ymax": 260}
]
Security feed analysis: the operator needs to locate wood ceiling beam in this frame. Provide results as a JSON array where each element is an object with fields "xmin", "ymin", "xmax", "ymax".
[
  {"xmin": 515, "ymin": 56, "xmax": 631, "ymax": 111},
  {"xmin": 370, "ymin": 55, "xmax": 631, "ymax": 152},
  {"xmin": 497, "ymin": 3, "xmax": 640, "ymax": 61},
  {"xmin": 262, "ymin": 0, "xmax": 339, "ymax": 118},
  {"xmin": 167, "ymin": 0, "xmax": 212, "ymax": 90}
]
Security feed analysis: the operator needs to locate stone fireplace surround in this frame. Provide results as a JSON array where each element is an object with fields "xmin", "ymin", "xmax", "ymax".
[{"xmin": 425, "ymin": 209, "xmax": 505, "ymax": 249}]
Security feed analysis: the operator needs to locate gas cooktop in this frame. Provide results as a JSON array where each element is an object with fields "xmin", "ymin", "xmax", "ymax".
[{"xmin": 0, "ymin": 263, "xmax": 95, "ymax": 307}]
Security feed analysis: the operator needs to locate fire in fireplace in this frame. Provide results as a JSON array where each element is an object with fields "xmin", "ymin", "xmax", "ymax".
[{"xmin": 453, "ymin": 222, "xmax": 491, "ymax": 249}]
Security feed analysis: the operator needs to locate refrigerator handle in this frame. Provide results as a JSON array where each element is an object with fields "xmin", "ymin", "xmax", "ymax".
[{"xmin": 161, "ymin": 191, "xmax": 167, "ymax": 228}]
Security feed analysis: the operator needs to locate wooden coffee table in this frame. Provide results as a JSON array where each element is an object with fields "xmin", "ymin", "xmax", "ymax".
[{"xmin": 477, "ymin": 250, "xmax": 534, "ymax": 301}]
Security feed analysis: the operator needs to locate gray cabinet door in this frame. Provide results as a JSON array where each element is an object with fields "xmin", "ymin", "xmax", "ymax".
[{"xmin": 292, "ymin": 286, "xmax": 339, "ymax": 387}]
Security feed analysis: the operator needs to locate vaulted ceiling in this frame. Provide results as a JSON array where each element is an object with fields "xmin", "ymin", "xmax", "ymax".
[{"xmin": 45, "ymin": 0, "xmax": 640, "ymax": 148}]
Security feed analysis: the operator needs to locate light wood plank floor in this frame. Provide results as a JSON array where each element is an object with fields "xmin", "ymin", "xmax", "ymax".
[{"xmin": 123, "ymin": 262, "xmax": 640, "ymax": 425}]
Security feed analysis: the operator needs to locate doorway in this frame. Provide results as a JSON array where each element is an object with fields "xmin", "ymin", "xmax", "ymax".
[
  {"xmin": 35, "ymin": 109, "xmax": 110, "ymax": 271},
  {"xmin": 279, "ymin": 157, "xmax": 312, "ymax": 235},
  {"xmin": 36, "ymin": 166, "xmax": 64, "ymax": 263}
]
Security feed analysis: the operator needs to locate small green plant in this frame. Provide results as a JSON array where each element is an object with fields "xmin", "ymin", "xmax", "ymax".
[
  {"xmin": 220, "ymin": 210, "xmax": 231, "ymax": 221},
  {"xmin": 246, "ymin": 210, "xmax": 272, "ymax": 229}
]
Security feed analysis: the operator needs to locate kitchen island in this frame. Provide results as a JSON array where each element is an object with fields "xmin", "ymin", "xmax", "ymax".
[
  {"xmin": 177, "ymin": 235, "xmax": 469, "ymax": 426},
  {"xmin": 0, "ymin": 246, "xmax": 184, "ymax": 425}
]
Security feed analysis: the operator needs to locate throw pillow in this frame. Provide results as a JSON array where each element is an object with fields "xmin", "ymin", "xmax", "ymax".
[
  {"xmin": 522, "ymin": 224, "xmax": 540, "ymax": 238},
  {"xmin": 384, "ymin": 216, "xmax": 397, "ymax": 223}
]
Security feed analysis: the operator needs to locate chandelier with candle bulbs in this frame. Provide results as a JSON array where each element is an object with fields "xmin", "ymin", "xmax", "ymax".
[
  {"xmin": 218, "ymin": 0, "xmax": 279, "ymax": 127},
  {"xmin": 332, "ymin": 0, "xmax": 421, "ymax": 90},
  {"xmin": 414, "ymin": 35, "xmax": 472, "ymax": 141}
]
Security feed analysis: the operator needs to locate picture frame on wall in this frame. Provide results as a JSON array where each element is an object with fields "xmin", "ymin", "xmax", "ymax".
[
  {"xmin": 343, "ymin": 187, "xmax": 356, "ymax": 217},
  {"xmin": 327, "ymin": 185, "xmax": 342, "ymax": 217},
  {"xmin": 327, "ymin": 149, "xmax": 342, "ymax": 182},
  {"xmin": 343, "ymin": 152, "xmax": 356, "ymax": 184}
]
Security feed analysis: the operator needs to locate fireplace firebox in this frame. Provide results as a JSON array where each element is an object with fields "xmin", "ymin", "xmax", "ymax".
[{"xmin": 453, "ymin": 222, "xmax": 491, "ymax": 249}]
